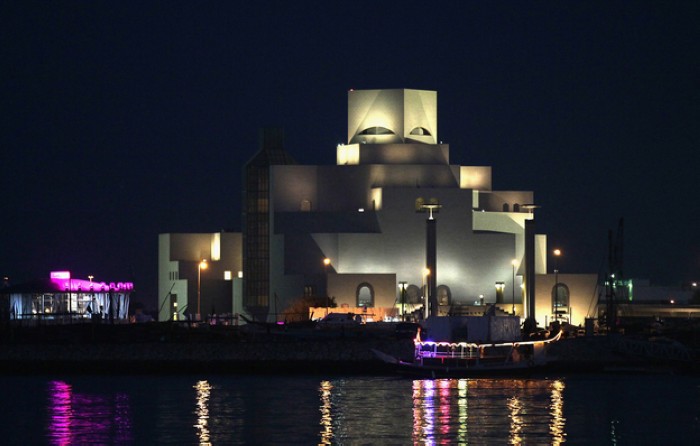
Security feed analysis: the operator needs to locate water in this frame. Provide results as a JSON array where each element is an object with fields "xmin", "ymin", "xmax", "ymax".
[{"xmin": 1, "ymin": 373, "xmax": 698, "ymax": 444}]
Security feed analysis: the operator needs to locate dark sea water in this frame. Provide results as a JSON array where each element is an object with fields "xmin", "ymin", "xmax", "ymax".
[{"xmin": 0, "ymin": 372, "xmax": 698, "ymax": 445}]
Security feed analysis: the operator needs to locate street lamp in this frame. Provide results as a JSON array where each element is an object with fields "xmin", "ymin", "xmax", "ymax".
[
  {"xmin": 323, "ymin": 258, "xmax": 331, "ymax": 314},
  {"xmin": 511, "ymin": 259, "xmax": 518, "ymax": 315},
  {"xmin": 198, "ymin": 259, "xmax": 208, "ymax": 320},
  {"xmin": 398, "ymin": 281, "xmax": 408, "ymax": 321},
  {"xmin": 422, "ymin": 268, "xmax": 430, "ymax": 318},
  {"xmin": 553, "ymin": 249, "xmax": 561, "ymax": 321}
]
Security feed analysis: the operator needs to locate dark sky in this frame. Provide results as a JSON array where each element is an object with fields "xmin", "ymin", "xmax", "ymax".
[{"xmin": 2, "ymin": 1, "xmax": 698, "ymax": 307}]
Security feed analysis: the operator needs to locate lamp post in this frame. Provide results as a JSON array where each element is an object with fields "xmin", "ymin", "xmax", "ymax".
[
  {"xmin": 398, "ymin": 281, "xmax": 408, "ymax": 321},
  {"xmin": 422, "ymin": 268, "xmax": 430, "ymax": 319},
  {"xmin": 87, "ymin": 275, "xmax": 94, "ymax": 318},
  {"xmin": 553, "ymin": 249, "xmax": 561, "ymax": 321},
  {"xmin": 323, "ymin": 258, "xmax": 331, "ymax": 315},
  {"xmin": 511, "ymin": 259, "xmax": 518, "ymax": 315},
  {"xmin": 198, "ymin": 259, "xmax": 208, "ymax": 320}
]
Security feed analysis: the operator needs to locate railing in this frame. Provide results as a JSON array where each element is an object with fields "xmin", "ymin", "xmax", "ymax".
[{"xmin": 417, "ymin": 344, "xmax": 480, "ymax": 360}]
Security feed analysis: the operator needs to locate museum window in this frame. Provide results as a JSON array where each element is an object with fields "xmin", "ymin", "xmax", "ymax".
[
  {"xmin": 405, "ymin": 285, "xmax": 421, "ymax": 304},
  {"xmin": 437, "ymin": 285, "xmax": 451, "ymax": 306},
  {"xmin": 552, "ymin": 283, "xmax": 570, "ymax": 316},
  {"xmin": 409, "ymin": 127, "xmax": 432, "ymax": 136},
  {"xmin": 300, "ymin": 200, "xmax": 312, "ymax": 211},
  {"xmin": 356, "ymin": 283, "xmax": 374, "ymax": 307},
  {"xmin": 503, "ymin": 203, "xmax": 510, "ymax": 212},
  {"xmin": 359, "ymin": 126, "xmax": 395, "ymax": 135}
]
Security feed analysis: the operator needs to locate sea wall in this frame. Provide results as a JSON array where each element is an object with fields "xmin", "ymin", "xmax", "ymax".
[{"xmin": 0, "ymin": 331, "xmax": 415, "ymax": 375}]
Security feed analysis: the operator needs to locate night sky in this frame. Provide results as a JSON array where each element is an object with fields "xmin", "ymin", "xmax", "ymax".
[{"xmin": 2, "ymin": 1, "xmax": 698, "ymax": 309}]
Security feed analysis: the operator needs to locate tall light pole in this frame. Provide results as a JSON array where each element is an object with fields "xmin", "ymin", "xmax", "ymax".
[
  {"xmin": 422, "ymin": 268, "xmax": 430, "ymax": 319},
  {"xmin": 511, "ymin": 259, "xmax": 518, "ymax": 315},
  {"xmin": 323, "ymin": 258, "xmax": 331, "ymax": 315},
  {"xmin": 198, "ymin": 259, "xmax": 208, "ymax": 320},
  {"xmin": 398, "ymin": 281, "xmax": 408, "ymax": 321},
  {"xmin": 418, "ymin": 200, "xmax": 440, "ymax": 319},
  {"xmin": 88, "ymin": 275, "xmax": 94, "ymax": 317},
  {"xmin": 553, "ymin": 249, "xmax": 561, "ymax": 321}
]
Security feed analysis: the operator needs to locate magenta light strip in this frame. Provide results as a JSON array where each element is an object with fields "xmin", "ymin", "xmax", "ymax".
[{"xmin": 50, "ymin": 277, "xmax": 134, "ymax": 292}]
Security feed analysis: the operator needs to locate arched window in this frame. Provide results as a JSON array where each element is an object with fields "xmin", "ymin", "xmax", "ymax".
[
  {"xmin": 409, "ymin": 127, "xmax": 432, "ymax": 136},
  {"xmin": 359, "ymin": 126, "xmax": 395, "ymax": 135},
  {"xmin": 437, "ymin": 285, "xmax": 451, "ymax": 305},
  {"xmin": 356, "ymin": 283, "xmax": 374, "ymax": 307},
  {"xmin": 513, "ymin": 203, "xmax": 521, "ymax": 212},
  {"xmin": 405, "ymin": 285, "xmax": 422, "ymax": 304},
  {"xmin": 551, "ymin": 283, "xmax": 570, "ymax": 316},
  {"xmin": 503, "ymin": 203, "xmax": 510, "ymax": 212}
]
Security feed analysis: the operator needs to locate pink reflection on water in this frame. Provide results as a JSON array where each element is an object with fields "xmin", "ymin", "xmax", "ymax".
[
  {"xmin": 49, "ymin": 381, "xmax": 73, "ymax": 446},
  {"xmin": 47, "ymin": 380, "xmax": 132, "ymax": 445}
]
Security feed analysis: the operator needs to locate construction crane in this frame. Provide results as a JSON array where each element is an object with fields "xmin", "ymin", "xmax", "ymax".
[{"xmin": 604, "ymin": 218, "xmax": 625, "ymax": 333}]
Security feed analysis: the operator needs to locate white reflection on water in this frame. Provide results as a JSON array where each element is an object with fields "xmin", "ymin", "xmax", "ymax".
[
  {"xmin": 194, "ymin": 380, "xmax": 212, "ymax": 446},
  {"xmin": 457, "ymin": 379, "xmax": 467, "ymax": 443},
  {"xmin": 411, "ymin": 378, "xmax": 567, "ymax": 444},
  {"xmin": 319, "ymin": 380, "xmax": 333, "ymax": 444},
  {"xmin": 508, "ymin": 394, "xmax": 523, "ymax": 444},
  {"xmin": 550, "ymin": 379, "xmax": 566, "ymax": 444}
]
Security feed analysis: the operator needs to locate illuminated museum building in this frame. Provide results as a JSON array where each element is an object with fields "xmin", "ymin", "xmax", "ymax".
[{"xmin": 159, "ymin": 89, "xmax": 600, "ymax": 326}]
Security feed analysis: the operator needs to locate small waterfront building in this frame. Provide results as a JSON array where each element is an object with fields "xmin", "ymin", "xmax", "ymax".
[{"xmin": 1, "ymin": 271, "xmax": 133, "ymax": 323}]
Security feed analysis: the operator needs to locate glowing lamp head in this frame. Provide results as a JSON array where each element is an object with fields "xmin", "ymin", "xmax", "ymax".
[
  {"xmin": 323, "ymin": 258, "xmax": 331, "ymax": 266},
  {"xmin": 553, "ymin": 249, "xmax": 561, "ymax": 257},
  {"xmin": 199, "ymin": 259, "xmax": 208, "ymax": 270}
]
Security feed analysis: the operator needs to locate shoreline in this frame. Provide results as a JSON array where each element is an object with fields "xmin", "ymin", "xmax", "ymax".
[{"xmin": 1, "ymin": 323, "xmax": 697, "ymax": 376}]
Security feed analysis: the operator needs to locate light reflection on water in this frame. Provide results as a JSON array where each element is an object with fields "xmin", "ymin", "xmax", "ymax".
[
  {"xmin": 194, "ymin": 380, "xmax": 212, "ymax": 446},
  {"xmin": 0, "ymin": 374, "xmax": 696, "ymax": 444},
  {"xmin": 409, "ymin": 378, "xmax": 567, "ymax": 445},
  {"xmin": 47, "ymin": 380, "xmax": 132, "ymax": 445},
  {"xmin": 318, "ymin": 380, "xmax": 333, "ymax": 445}
]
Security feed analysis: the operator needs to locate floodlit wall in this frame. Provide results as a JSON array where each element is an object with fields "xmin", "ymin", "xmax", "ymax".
[
  {"xmin": 327, "ymin": 273, "xmax": 397, "ymax": 309},
  {"xmin": 348, "ymin": 89, "xmax": 437, "ymax": 144},
  {"xmin": 460, "ymin": 166, "xmax": 492, "ymax": 190}
]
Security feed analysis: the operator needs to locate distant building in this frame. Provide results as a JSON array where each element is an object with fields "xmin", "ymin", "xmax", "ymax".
[{"xmin": 157, "ymin": 232, "xmax": 242, "ymax": 322}]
